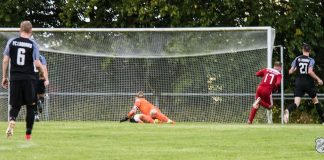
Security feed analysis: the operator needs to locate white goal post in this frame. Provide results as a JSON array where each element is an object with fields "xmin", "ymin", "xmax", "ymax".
[{"xmin": 0, "ymin": 27, "xmax": 282, "ymax": 123}]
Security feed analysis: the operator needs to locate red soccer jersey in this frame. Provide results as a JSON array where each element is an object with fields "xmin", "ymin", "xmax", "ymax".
[{"xmin": 256, "ymin": 68, "xmax": 282, "ymax": 92}]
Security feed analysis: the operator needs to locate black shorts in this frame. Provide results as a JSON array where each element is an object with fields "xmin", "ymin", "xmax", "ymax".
[
  {"xmin": 10, "ymin": 80, "xmax": 36, "ymax": 106},
  {"xmin": 36, "ymin": 79, "xmax": 46, "ymax": 94},
  {"xmin": 294, "ymin": 78, "xmax": 317, "ymax": 98}
]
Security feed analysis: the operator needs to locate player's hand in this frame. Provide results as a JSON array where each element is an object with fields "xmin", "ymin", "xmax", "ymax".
[
  {"xmin": 1, "ymin": 78, "xmax": 8, "ymax": 89},
  {"xmin": 44, "ymin": 79, "xmax": 49, "ymax": 87},
  {"xmin": 119, "ymin": 117, "xmax": 129, "ymax": 123},
  {"xmin": 317, "ymin": 79, "xmax": 323, "ymax": 86}
]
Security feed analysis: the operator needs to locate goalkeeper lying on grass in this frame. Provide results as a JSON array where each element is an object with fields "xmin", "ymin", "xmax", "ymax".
[{"xmin": 120, "ymin": 91, "xmax": 175, "ymax": 124}]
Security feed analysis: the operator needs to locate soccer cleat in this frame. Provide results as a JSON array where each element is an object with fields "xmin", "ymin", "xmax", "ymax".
[
  {"xmin": 35, "ymin": 115, "xmax": 40, "ymax": 122},
  {"xmin": 6, "ymin": 120, "xmax": 16, "ymax": 139},
  {"xmin": 284, "ymin": 109, "xmax": 289, "ymax": 124},
  {"xmin": 247, "ymin": 120, "xmax": 252, "ymax": 124},
  {"xmin": 25, "ymin": 134, "xmax": 32, "ymax": 141}
]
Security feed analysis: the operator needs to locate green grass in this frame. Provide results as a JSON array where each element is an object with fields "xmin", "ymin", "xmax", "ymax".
[{"xmin": 0, "ymin": 122, "xmax": 323, "ymax": 160}]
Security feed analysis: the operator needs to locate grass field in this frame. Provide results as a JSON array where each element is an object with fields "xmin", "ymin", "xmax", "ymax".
[{"xmin": 0, "ymin": 122, "xmax": 323, "ymax": 160}]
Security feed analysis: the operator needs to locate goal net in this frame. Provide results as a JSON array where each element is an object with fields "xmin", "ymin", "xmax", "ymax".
[{"xmin": 0, "ymin": 27, "xmax": 275, "ymax": 123}]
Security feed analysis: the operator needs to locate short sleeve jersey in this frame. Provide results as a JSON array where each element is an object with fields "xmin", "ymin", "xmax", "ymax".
[
  {"xmin": 291, "ymin": 55, "xmax": 315, "ymax": 80},
  {"xmin": 3, "ymin": 37, "xmax": 40, "ymax": 81}
]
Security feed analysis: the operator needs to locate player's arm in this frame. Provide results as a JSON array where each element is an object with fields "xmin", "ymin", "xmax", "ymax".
[
  {"xmin": 120, "ymin": 106, "xmax": 138, "ymax": 122},
  {"xmin": 308, "ymin": 67, "xmax": 323, "ymax": 85},
  {"xmin": 288, "ymin": 67, "xmax": 296, "ymax": 75},
  {"xmin": 255, "ymin": 69, "xmax": 265, "ymax": 77},
  {"xmin": 127, "ymin": 106, "xmax": 138, "ymax": 118},
  {"xmin": 1, "ymin": 39, "xmax": 12, "ymax": 89},
  {"xmin": 289, "ymin": 58, "xmax": 297, "ymax": 75},
  {"xmin": 2, "ymin": 55, "xmax": 9, "ymax": 89}
]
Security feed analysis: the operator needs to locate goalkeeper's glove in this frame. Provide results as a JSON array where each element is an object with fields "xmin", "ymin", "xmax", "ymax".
[{"xmin": 119, "ymin": 116, "xmax": 129, "ymax": 123}]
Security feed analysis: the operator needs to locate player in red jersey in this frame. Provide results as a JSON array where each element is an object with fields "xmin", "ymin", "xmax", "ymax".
[
  {"xmin": 120, "ymin": 91, "xmax": 175, "ymax": 124},
  {"xmin": 248, "ymin": 61, "xmax": 282, "ymax": 124}
]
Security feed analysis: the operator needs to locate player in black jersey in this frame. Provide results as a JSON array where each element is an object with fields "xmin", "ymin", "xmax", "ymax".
[
  {"xmin": 2, "ymin": 21, "xmax": 49, "ymax": 140},
  {"xmin": 284, "ymin": 43, "xmax": 323, "ymax": 124}
]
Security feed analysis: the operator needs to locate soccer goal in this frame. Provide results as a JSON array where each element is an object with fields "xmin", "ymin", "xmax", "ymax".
[{"xmin": 0, "ymin": 27, "xmax": 277, "ymax": 123}]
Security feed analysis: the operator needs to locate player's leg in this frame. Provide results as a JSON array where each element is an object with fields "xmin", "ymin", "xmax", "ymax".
[
  {"xmin": 248, "ymin": 97, "xmax": 261, "ymax": 124},
  {"xmin": 248, "ymin": 88, "xmax": 263, "ymax": 124},
  {"xmin": 36, "ymin": 79, "xmax": 46, "ymax": 114},
  {"xmin": 34, "ymin": 81, "xmax": 40, "ymax": 122},
  {"xmin": 26, "ymin": 105, "xmax": 36, "ymax": 140},
  {"xmin": 266, "ymin": 93, "xmax": 274, "ymax": 124},
  {"xmin": 6, "ymin": 81, "xmax": 23, "ymax": 138},
  {"xmin": 23, "ymin": 80, "xmax": 37, "ymax": 140},
  {"xmin": 140, "ymin": 114, "xmax": 154, "ymax": 123},
  {"xmin": 6, "ymin": 105, "xmax": 21, "ymax": 138},
  {"xmin": 150, "ymin": 108, "xmax": 174, "ymax": 124},
  {"xmin": 308, "ymin": 87, "xmax": 324, "ymax": 124},
  {"xmin": 284, "ymin": 83, "xmax": 304, "ymax": 123},
  {"xmin": 312, "ymin": 97, "xmax": 324, "ymax": 124},
  {"xmin": 284, "ymin": 97, "xmax": 301, "ymax": 124}
]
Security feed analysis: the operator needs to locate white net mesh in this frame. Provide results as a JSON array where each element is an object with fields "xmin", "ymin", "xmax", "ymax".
[{"xmin": 0, "ymin": 28, "xmax": 274, "ymax": 123}]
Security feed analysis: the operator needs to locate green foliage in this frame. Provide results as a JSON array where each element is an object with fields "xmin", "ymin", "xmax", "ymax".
[{"xmin": 0, "ymin": 0, "xmax": 323, "ymax": 123}]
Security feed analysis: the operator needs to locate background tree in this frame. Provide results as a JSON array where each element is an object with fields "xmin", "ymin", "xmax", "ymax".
[{"xmin": 1, "ymin": 0, "xmax": 323, "ymax": 123}]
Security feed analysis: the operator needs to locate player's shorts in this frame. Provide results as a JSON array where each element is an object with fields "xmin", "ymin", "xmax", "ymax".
[
  {"xmin": 36, "ymin": 79, "xmax": 46, "ymax": 94},
  {"xmin": 133, "ymin": 114, "xmax": 142, "ymax": 122},
  {"xmin": 294, "ymin": 78, "xmax": 317, "ymax": 98},
  {"xmin": 255, "ymin": 86, "xmax": 273, "ymax": 109},
  {"xmin": 10, "ymin": 80, "xmax": 36, "ymax": 106}
]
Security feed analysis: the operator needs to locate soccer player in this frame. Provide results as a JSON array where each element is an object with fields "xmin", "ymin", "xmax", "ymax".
[
  {"xmin": 122, "ymin": 91, "xmax": 175, "ymax": 124},
  {"xmin": 34, "ymin": 54, "xmax": 48, "ymax": 122},
  {"xmin": 247, "ymin": 61, "xmax": 282, "ymax": 124},
  {"xmin": 284, "ymin": 43, "xmax": 323, "ymax": 124},
  {"xmin": 2, "ymin": 21, "xmax": 49, "ymax": 140}
]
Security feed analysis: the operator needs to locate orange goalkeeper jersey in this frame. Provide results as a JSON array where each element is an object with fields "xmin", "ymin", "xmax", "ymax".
[{"xmin": 134, "ymin": 98, "xmax": 155, "ymax": 116}]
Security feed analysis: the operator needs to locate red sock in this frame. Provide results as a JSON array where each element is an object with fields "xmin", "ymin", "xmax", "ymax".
[
  {"xmin": 25, "ymin": 134, "xmax": 31, "ymax": 140},
  {"xmin": 248, "ymin": 107, "xmax": 258, "ymax": 123}
]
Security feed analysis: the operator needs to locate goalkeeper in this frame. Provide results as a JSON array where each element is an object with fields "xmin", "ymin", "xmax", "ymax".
[{"xmin": 121, "ymin": 91, "xmax": 175, "ymax": 124}]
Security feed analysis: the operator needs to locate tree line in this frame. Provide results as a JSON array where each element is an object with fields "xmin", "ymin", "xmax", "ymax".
[{"xmin": 0, "ymin": 0, "xmax": 323, "ymax": 123}]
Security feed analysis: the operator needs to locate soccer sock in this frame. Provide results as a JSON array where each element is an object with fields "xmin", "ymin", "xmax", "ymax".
[
  {"xmin": 248, "ymin": 107, "xmax": 258, "ymax": 123},
  {"xmin": 315, "ymin": 103, "xmax": 324, "ymax": 123},
  {"xmin": 9, "ymin": 105, "xmax": 22, "ymax": 121},
  {"xmin": 26, "ymin": 105, "xmax": 35, "ymax": 135},
  {"xmin": 287, "ymin": 103, "xmax": 297, "ymax": 113}
]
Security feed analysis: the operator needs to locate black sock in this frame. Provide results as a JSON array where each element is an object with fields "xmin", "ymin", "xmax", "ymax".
[
  {"xmin": 287, "ymin": 103, "xmax": 297, "ymax": 113},
  {"xmin": 26, "ymin": 105, "xmax": 35, "ymax": 135},
  {"xmin": 315, "ymin": 103, "xmax": 324, "ymax": 123}
]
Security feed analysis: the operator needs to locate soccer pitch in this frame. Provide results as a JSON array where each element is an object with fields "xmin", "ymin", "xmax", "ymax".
[{"xmin": 0, "ymin": 122, "xmax": 323, "ymax": 160}]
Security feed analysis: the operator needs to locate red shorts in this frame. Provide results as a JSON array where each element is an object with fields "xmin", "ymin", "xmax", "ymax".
[{"xmin": 255, "ymin": 86, "xmax": 273, "ymax": 109}]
